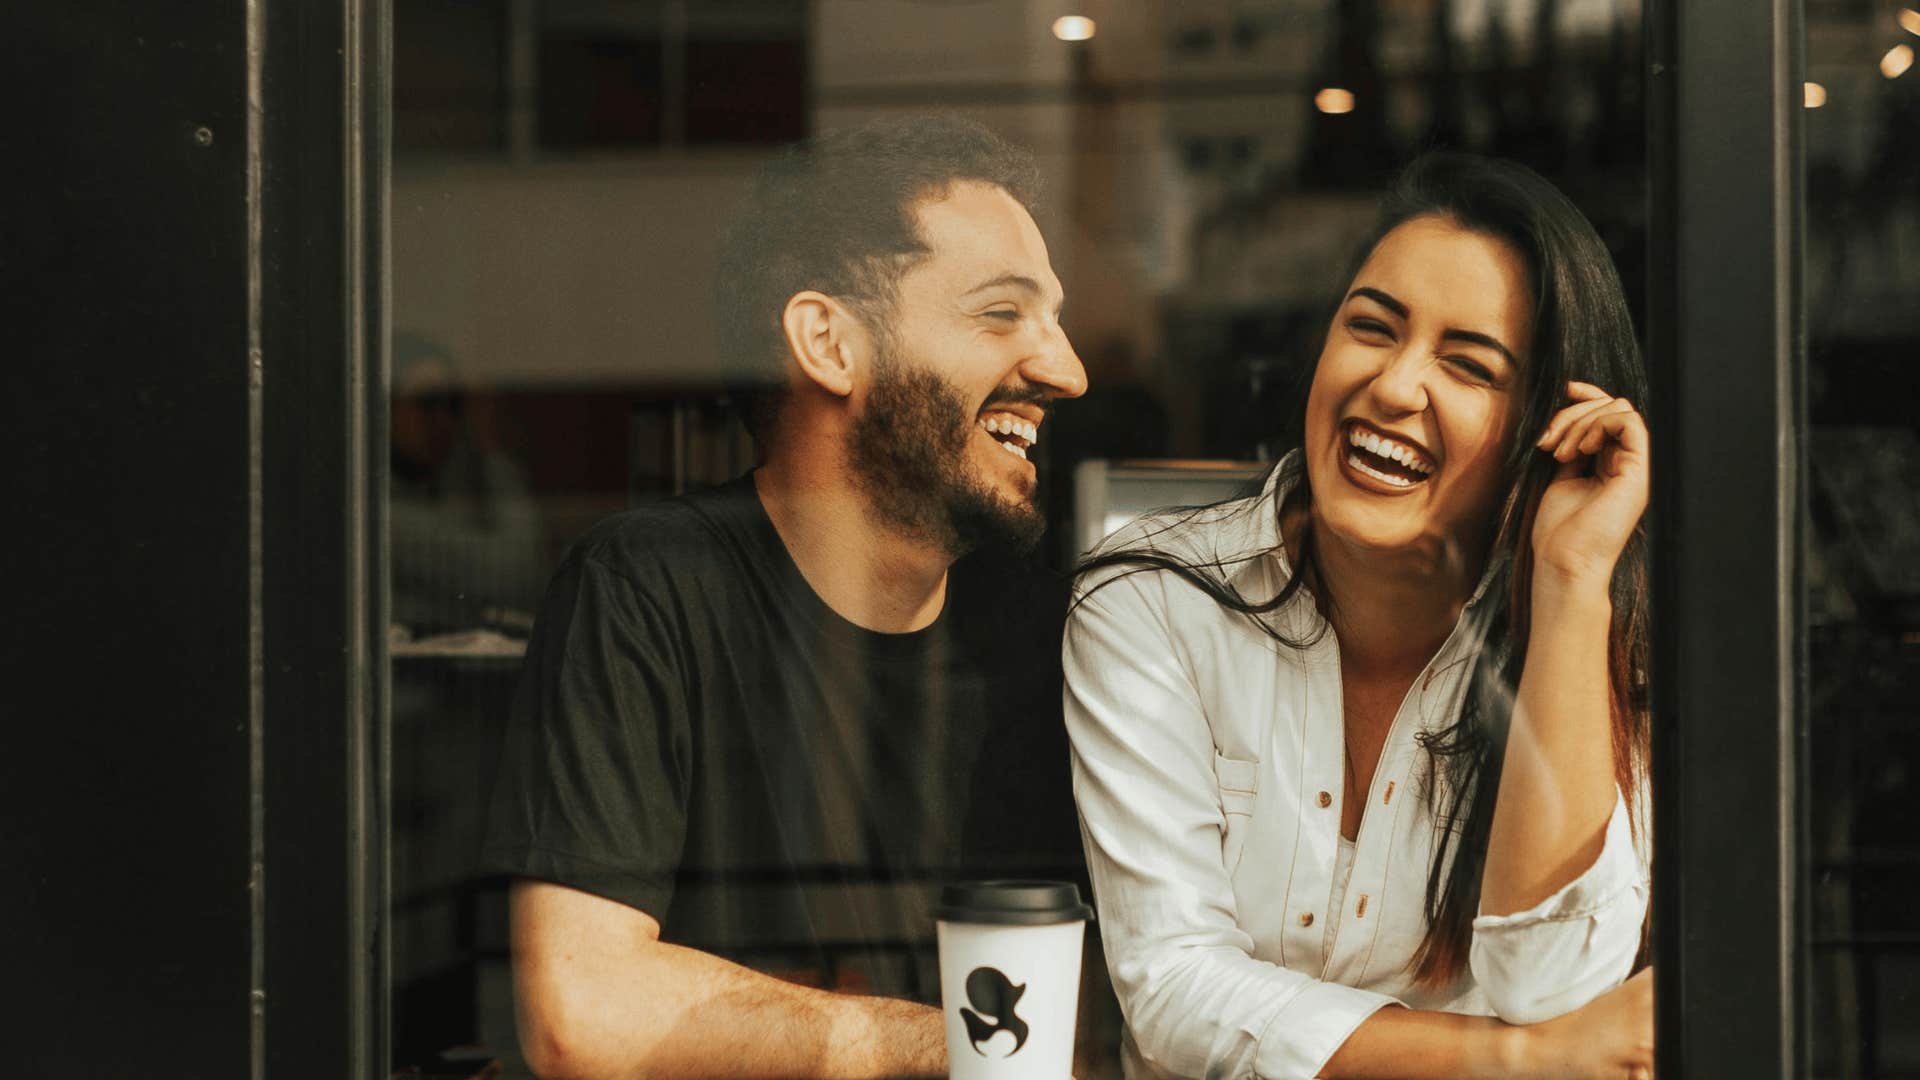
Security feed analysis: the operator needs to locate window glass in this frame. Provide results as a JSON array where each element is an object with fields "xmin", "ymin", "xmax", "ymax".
[
  {"xmin": 1804, "ymin": 3, "xmax": 1920, "ymax": 1072},
  {"xmin": 388, "ymin": 2, "xmax": 1651, "ymax": 1074}
]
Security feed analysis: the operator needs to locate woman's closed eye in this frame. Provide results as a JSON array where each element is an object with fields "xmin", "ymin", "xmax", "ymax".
[
  {"xmin": 1444, "ymin": 354, "xmax": 1496, "ymax": 382},
  {"xmin": 1347, "ymin": 316, "xmax": 1394, "ymax": 342}
]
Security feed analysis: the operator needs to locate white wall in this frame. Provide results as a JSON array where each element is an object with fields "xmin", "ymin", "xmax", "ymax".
[{"xmin": 393, "ymin": 156, "xmax": 758, "ymax": 389}]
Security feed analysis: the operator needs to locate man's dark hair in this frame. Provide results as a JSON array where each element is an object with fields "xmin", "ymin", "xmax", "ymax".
[{"xmin": 713, "ymin": 115, "xmax": 1043, "ymax": 444}]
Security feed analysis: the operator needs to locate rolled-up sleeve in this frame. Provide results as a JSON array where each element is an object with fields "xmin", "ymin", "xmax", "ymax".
[
  {"xmin": 1468, "ymin": 789, "xmax": 1649, "ymax": 1024},
  {"xmin": 1064, "ymin": 567, "xmax": 1395, "ymax": 1078}
]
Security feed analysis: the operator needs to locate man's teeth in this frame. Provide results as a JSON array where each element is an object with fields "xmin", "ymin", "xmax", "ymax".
[
  {"xmin": 980, "ymin": 414, "xmax": 1039, "ymax": 443},
  {"xmin": 979, "ymin": 414, "xmax": 1037, "ymax": 461},
  {"xmin": 1346, "ymin": 427, "xmax": 1433, "ymax": 475}
]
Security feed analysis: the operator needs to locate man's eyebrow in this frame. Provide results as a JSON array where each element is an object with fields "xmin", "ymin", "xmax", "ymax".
[
  {"xmin": 1348, "ymin": 286, "xmax": 1519, "ymax": 366},
  {"xmin": 962, "ymin": 273, "xmax": 1045, "ymax": 298}
]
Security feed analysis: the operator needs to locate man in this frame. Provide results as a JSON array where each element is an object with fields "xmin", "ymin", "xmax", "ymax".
[{"xmin": 482, "ymin": 116, "xmax": 1089, "ymax": 1078}]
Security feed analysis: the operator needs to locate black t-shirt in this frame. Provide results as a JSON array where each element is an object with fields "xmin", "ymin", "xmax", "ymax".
[{"xmin": 481, "ymin": 474, "xmax": 1080, "ymax": 999}]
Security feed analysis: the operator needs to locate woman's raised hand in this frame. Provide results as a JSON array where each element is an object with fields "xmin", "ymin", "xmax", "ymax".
[{"xmin": 1530, "ymin": 380, "xmax": 1650, "ymax": 589}]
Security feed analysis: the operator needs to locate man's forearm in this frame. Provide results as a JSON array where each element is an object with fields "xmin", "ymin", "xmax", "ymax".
[{"xmin": 517, "ymin": 923, "xmax": 944, "ymax": 1079}]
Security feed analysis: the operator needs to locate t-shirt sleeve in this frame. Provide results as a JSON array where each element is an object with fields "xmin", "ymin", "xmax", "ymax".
[{"xmin": 481, "ymin": 551, "xmax": 692, "ymax": 920}]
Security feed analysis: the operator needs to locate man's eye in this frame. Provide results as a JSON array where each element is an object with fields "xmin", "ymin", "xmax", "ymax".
[{"xmin": 982, "ymin": 309, "xmax": 1020, "ymax": 322}]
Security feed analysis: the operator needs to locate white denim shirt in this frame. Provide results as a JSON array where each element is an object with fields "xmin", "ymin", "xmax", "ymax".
[{"xmin": 1064, "ymin": 462, "xmax": 1649, "ymax": 1079}]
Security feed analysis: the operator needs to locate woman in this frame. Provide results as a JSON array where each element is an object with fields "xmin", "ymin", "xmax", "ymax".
[{"xmin": 1065, "ymin": 154, "xmax": 1654, "ymax": 1079}]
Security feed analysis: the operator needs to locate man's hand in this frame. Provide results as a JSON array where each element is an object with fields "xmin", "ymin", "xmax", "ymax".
[{"xmin": 511, "ymin": 880, "xmax": 945, "ymax": 1079}]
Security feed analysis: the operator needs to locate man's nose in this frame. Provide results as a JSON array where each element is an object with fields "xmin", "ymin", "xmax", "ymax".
[
  {"xmin": 1369, "ymin": 349, "xmax": 1429, "ymax": 415},
  {"xmin": 1024, "ymin": 322, "xmax": 1088, "ymax": 400}
]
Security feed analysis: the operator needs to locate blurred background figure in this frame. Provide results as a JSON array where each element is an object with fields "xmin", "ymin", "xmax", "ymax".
[{"xmin": 390, "ymin": 329, "xmax": 546, "ymax": 641}]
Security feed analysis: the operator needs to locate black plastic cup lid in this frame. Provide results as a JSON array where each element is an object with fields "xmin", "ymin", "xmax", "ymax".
[{"xmin": 935, "ymin": 880, "xmax": 1094, "ymax": 926}]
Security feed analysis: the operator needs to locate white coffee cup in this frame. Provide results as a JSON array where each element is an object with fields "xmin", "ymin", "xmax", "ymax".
[{"xmin": 935, "ymin": 881, "xmax": 1094, "ymax": 1080}]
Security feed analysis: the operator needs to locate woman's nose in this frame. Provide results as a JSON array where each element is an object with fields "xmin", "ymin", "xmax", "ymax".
[{"xmin": 1369, "ymin": 351, "xmax": 1430, "ymax": 416}]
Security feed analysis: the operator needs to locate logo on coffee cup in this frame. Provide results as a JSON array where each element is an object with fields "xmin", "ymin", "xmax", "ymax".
[{"xmin": 958, "ymin": 966, "xmax": 1030, "ymax": 1057}]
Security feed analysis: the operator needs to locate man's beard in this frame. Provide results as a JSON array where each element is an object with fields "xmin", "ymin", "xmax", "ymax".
[{"xmin": 847, "ymin": 350, "xmax": 1046, "ymax": 559}]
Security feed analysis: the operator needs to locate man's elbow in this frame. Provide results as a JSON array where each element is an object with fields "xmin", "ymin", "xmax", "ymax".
[
  {"xmin": 518, "ymin": 1005, "xmax": 608, "ymax": 1079},
  {"xmin": 518, "ymin": 1020, "xmax": 578, "ymax": 1080},
  {"xmin": 515, "ymin": 976, "xmax": 648, "ymax": 1079}
]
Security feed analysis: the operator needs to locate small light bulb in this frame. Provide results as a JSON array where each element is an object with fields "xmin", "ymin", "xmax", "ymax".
[
  {"xmin": 1883, "ymin": 43, "xmax": 1915, "ymax": 79},
  {"xmin": 1804, "ymin": 81, "xmax": 1828, "ymax": 108},
  {"xmin": 1314, "ymin": 88, "xmax": 1356, "ymax": 115},
  {"xmin": 1052, "ymin": 15, "xmax": 1096, "ymax": 42},
  {"xmin": 1899, "ymin": 8, "xmax": 1920, "ymax": 37}
]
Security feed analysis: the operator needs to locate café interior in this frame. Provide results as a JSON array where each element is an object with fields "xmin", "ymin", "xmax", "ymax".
[
  {"xmin": 14, "ymin": 0, "xmax": 1920, "ymax": 1076},
  {"xmin": 376, "ymin": 1, "xmax": 1919, "ymax": 1075}
]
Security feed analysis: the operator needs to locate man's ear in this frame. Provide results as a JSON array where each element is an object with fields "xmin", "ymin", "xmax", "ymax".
[{"xmin": 780, "ymin": 291, "xmax": 865, "ymax": 399}]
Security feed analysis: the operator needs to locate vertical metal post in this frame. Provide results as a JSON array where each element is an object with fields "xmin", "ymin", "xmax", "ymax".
[
  {"xmin": 1645, "ymin": 0, "xmax": 1806, "ymax": 1075},
  {"xmin": 258, "ymin": 0, "xmax": 390, "ymax": 1073}
]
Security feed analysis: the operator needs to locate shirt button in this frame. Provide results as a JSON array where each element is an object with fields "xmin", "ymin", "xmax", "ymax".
[
  {"xmin": 1299, "ymin": 911, "xmax": 1315, "ymax": 927},
  {"xmin": 1317, "ymin": 790, "xmax": 1332, "ymax": 808}
]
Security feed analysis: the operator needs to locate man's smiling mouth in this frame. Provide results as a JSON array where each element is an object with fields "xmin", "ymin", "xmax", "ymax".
[
  {"xmin": 977, "ymin": 412, "xmax": 1038, "ymax": 461},
  {"xmin": 1343, "ymin": 421, "xmax": 1435, "ymax": 488}
]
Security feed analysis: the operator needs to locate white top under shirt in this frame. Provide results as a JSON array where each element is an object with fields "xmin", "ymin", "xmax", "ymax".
[{"xmin": 1063, "ymin": 458, "xmax": 1650, "ymax": 1080}]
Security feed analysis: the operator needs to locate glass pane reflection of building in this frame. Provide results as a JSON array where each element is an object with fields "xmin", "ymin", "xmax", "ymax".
[
  {"xmin": 1806, "ymin": 3, "xmax": 1920, "ymax": 1075},
  {"xmin": 389, "ymin": 2, "xmax": 1648, "ymax": 1074}
]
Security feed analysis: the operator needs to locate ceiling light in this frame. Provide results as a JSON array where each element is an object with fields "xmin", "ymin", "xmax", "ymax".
[
  {"xmin": 1883, "ymin": 43, "xmax": 1915, "ymax": 79},
  {"xmin": 1314, "ymin": 88, "xmax": 1356, "ymax": 114},
  {"xmin": 1899, "ymin": 8, "xmax": 1920, "ymax": 37},
  {"xmin": 1804, "ymin": 81, "xmax": 1828, "ymax": 108},
  {"xmin": 1052, "ymin": 15, "xmax": 1095, "ymax": 42}
]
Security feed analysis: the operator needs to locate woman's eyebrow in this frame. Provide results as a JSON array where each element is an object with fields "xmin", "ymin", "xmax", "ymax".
[
  {"xmin": 1441, "ymin": 329, "xmax": 1519, "ymax": 367},
  {"xmin": 1347, "ymin": 286, "xmax": 1408, "ymax": 318},
  {"xmin": 1350, "ymin": 285, "xmax": 1519, "ymax": 366}
]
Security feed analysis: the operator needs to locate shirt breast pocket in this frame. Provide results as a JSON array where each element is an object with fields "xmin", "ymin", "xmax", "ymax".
[{"xmin": 1213, "ymin": 752, "xmax": 1259, "ymax": 875}]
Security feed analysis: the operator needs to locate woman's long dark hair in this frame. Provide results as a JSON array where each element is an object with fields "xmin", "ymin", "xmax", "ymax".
[{"xmin": 1074, "ymin": 153, "xmax": 1650, "ymax": 987}]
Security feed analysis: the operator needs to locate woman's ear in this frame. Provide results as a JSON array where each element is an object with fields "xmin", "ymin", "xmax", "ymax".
[{"xmin": 780, "ymin": 291, "xmax": 864, "ymax": 399}]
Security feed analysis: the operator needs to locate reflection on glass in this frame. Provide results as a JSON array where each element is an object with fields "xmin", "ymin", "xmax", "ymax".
[
  {"xmin": 1052, "ymin": 15, "xmax": 1096, "ymax": 43},
  {"xmin": 1880, "ymin": 43, "xmax": 1914, "ymax": 81},
  {"xmin": 388, "ymin": 2, "xmax": 1649, "ymax": 1075},
  {"xmin": 1806, "ymin": 3, "xmax": 1920, "ymax": 1074}
]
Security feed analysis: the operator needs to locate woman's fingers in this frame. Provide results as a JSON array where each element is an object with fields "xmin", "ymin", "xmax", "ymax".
[
  {"xmin": 1566, "ymin": 399, "xmax": 1643, "ymax": 457},
  {"xmin": 1537, "ymin": 394, "xmax": 1621, "ymax": 449},
  {"xmin": 1578, "ymin": 406, "xmax": 1648, "ymax": 458},
  {"xmin": 1552, "ymin": 398, "xmax": 1637, "ymax": 461}
]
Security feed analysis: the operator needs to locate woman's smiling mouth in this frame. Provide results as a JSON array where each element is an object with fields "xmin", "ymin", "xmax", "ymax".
[{"xmin": 1342, "ymin": 420, "xmax": 1436, "ymax": 490}]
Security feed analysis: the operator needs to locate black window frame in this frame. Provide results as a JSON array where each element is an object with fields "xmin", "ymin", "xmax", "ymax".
[{"xmin": 1646, "ymin": 0, "xmax": 1807, "ymax": 1074}]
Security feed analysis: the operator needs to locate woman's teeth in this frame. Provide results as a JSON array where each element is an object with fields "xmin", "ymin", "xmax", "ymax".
[
  {"xmin": 1346, "ymin": 427, "xmax": 1434, "ymax": 475},
  {"xmin": 1348, "ymin": 452, "xmax": 1418, "ymax": 487}
]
